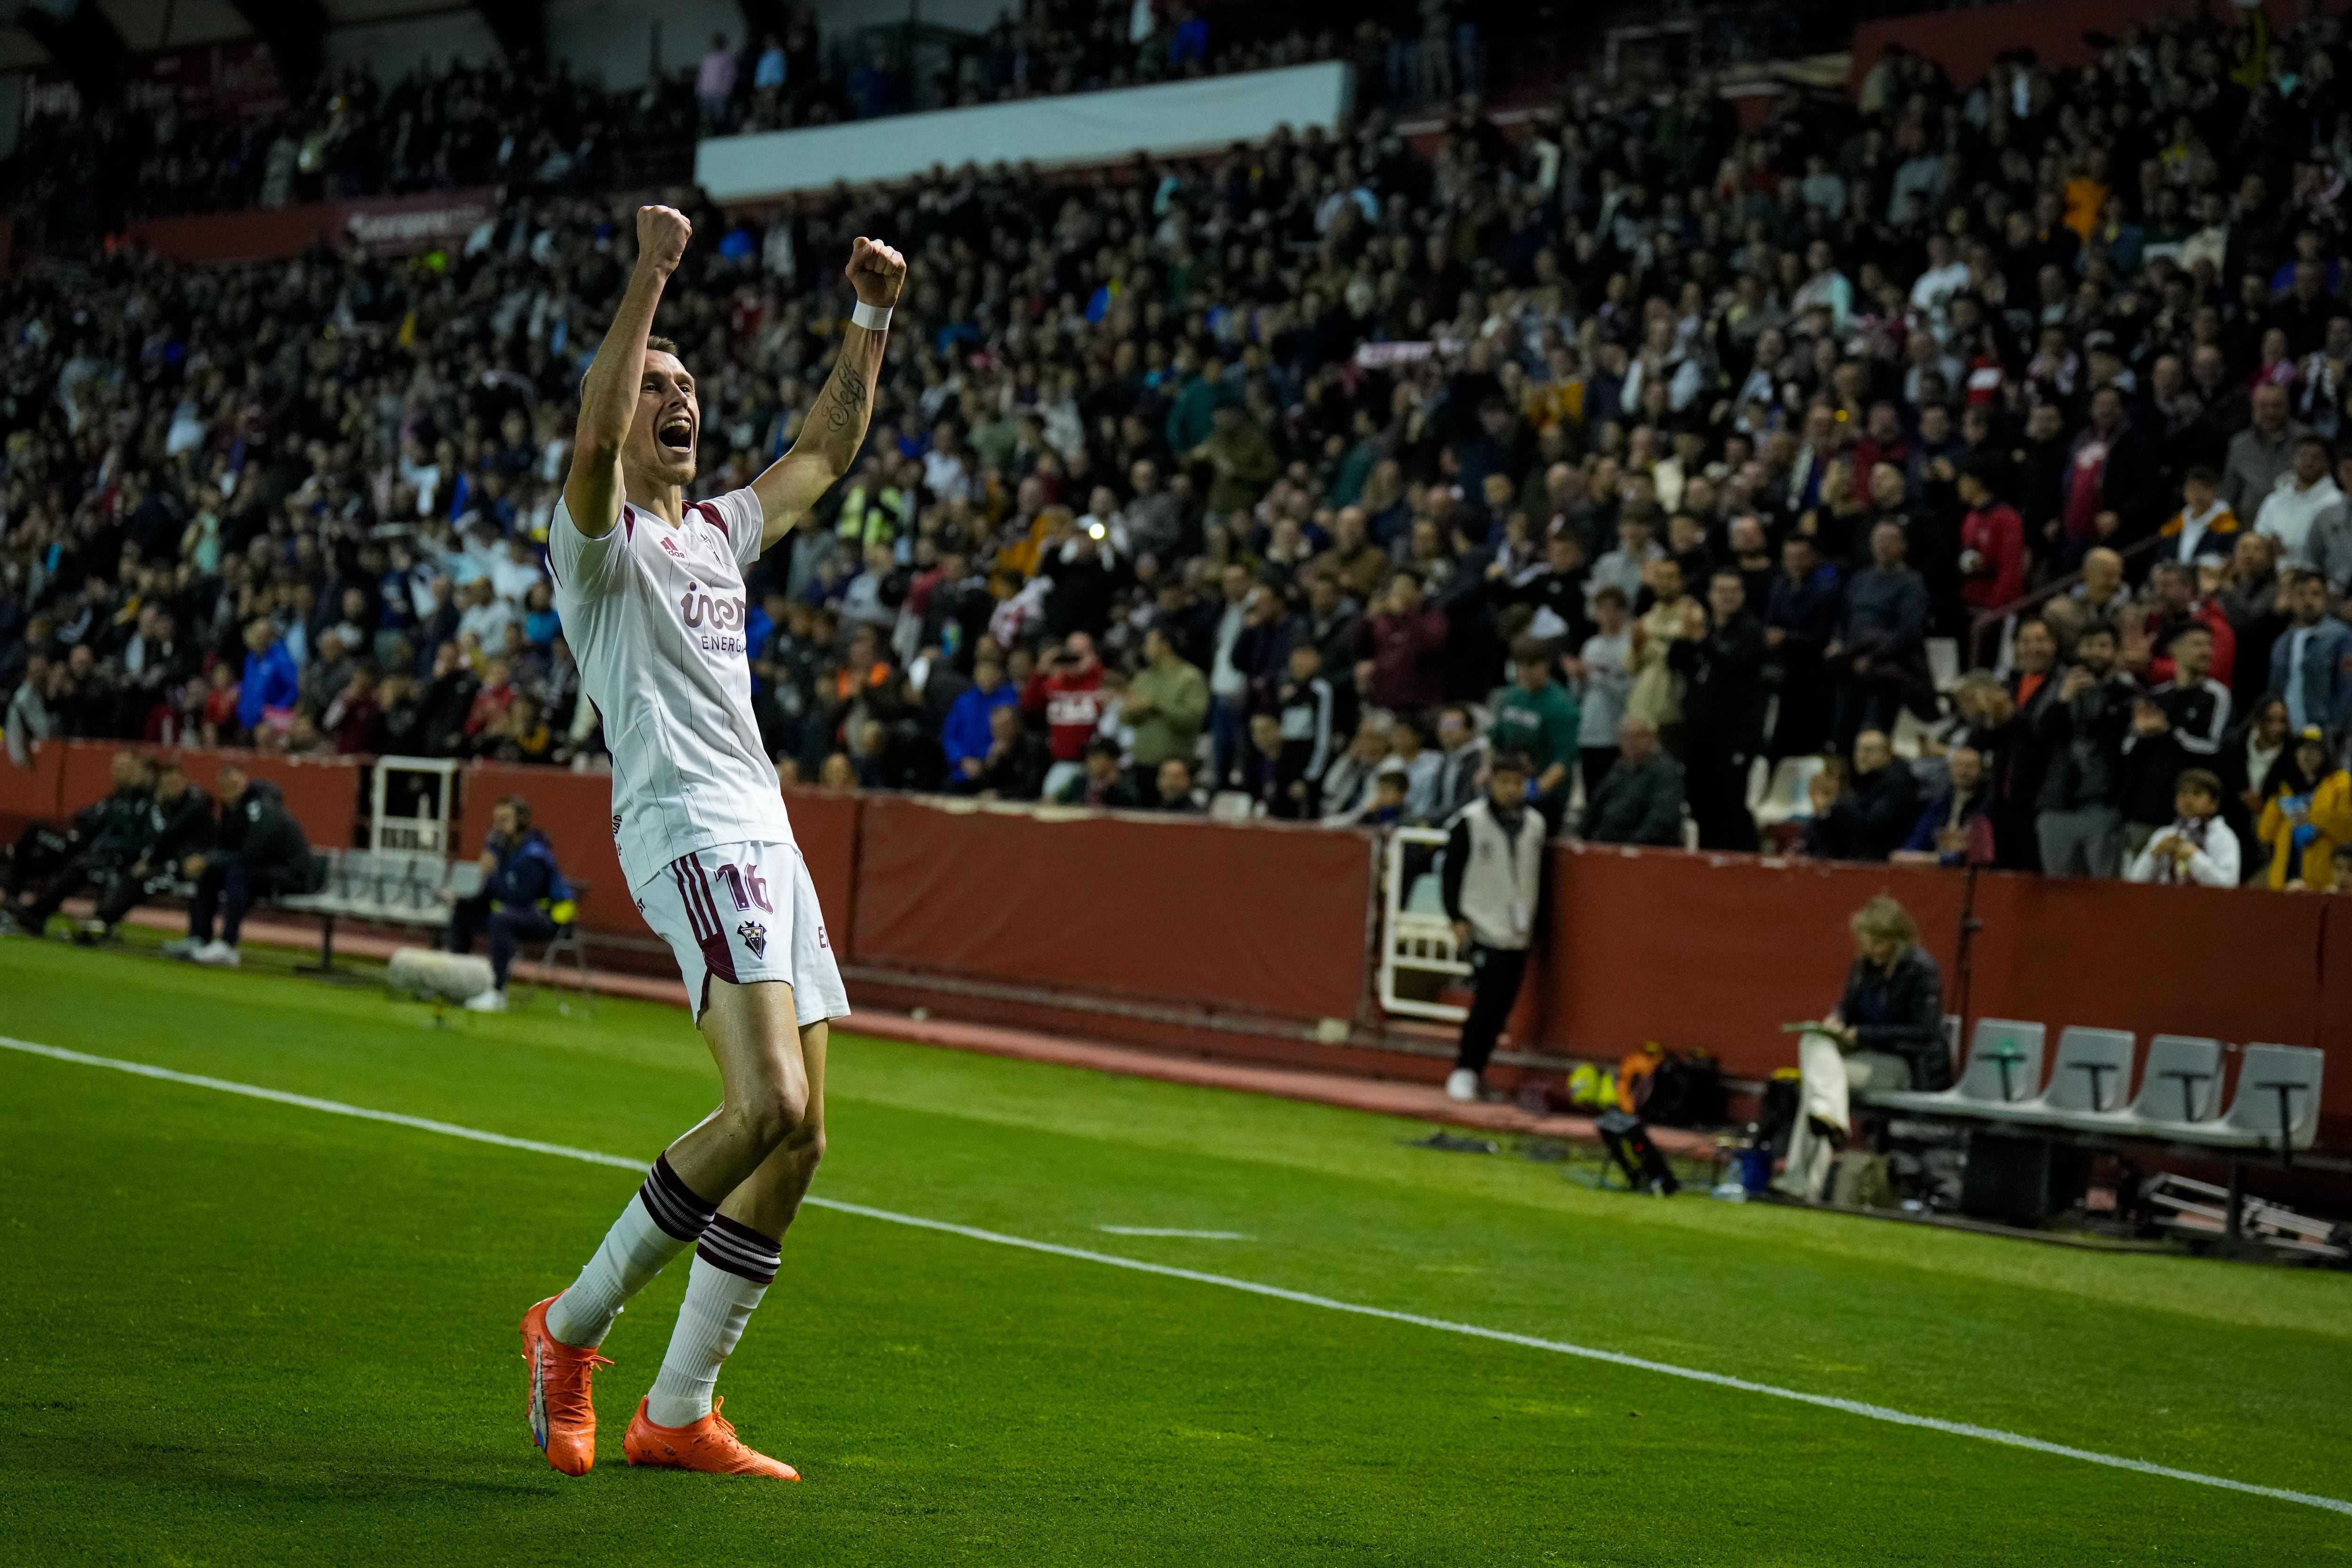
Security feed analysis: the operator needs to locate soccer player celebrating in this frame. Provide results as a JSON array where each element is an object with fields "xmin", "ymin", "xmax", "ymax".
[{"xmin": 518, "ymin": 204, "xmax": 903, "ymax": 1481}]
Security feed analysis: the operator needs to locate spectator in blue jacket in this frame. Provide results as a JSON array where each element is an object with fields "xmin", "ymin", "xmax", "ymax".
[
  {"xmin": 446, "ymin": 796, "xmax": 572, "ymax": 1012},
  {"xmin": 234, "ymin": 618, "xmax": 301, "ymax": 739},
  {"xmin": 1829, "ymin": 522, "xmax": 1931, "ymax": 753},
  {"xmin": 2269, "ymin": 569, "xmax": 2352, "ymax": 742},
  {"xmin": 942, "ymin": 653, "xmax": 1019, "ymax": 789},
  {"xmin": 1764, "ymin": 533, "xmax": 1843, "ymax": 759}
]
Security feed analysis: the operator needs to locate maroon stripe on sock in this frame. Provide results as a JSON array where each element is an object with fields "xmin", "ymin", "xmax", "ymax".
[
  {"xmin": 696, "ymin": 1214, "xmax": 780, "ymax": 1284},
  {"xmin": 636, "ymin": 1153, "xmax": 712, "ymax": 1243}
]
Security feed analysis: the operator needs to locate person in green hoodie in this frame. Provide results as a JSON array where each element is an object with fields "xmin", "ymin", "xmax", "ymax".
[
  {"xmin": 1488, "ymin": 634, "xmax": 1581, "ymax": 825},
  {"xmin": 1125, "ymin": 625, "xmax": 1211, "ymax": 785}
]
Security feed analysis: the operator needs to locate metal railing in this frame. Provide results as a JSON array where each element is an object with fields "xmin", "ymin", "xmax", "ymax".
[{"xmin": 1962, "ymin": 534, "xmax": 2168, "ymax": 672}]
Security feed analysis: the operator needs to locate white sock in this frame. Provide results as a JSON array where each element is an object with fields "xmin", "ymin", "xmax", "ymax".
[
  {"xmin": 644, "ymin": 1217, "xmax": 779, "ymax": 1427},
  {"xmin": 545, "ymin": 1153, "xmax": 716, "ymax": 1348}
]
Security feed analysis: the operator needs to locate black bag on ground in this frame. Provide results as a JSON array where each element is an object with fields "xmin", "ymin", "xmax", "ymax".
[
  {"xmin": 1644, "ymin": 1052, "xmax": 1728, "ymax": 1128},
  {"xmin": 1756, "ymin": 1073, "xmax": 1801, "ymax": 1156}
]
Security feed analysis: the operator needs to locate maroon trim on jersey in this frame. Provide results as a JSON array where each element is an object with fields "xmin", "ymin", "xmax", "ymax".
[
  {"xmin": 670, "ymin": 853, "xmax": 737, "ymax": 1017},
  {"xmin": 690, "ymin": 500, "xmax": 732, "ymax": 553},
  {"xmin": 622, "ymin": 506, "xmax": 637, "ymax": 541}
]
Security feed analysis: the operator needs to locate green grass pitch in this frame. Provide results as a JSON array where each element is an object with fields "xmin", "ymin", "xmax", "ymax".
[{"xmin": 1, "ymin": 931, "xmax": 2348, "ymax": 1565}]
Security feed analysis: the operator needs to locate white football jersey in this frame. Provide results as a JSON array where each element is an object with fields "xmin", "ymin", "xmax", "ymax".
[{"xmin": 548, "ymin": 486, "xmax": 794, "ymax": 891}]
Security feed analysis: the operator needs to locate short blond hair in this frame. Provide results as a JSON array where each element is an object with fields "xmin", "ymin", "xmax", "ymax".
[{"xmin": 1850, "ymin": 895, "xmax": 1919, "ymax": 949}]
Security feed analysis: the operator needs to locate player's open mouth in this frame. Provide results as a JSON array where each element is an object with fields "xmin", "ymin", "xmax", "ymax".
[{"xmin": 657, "ymin": 415, "xmax": 695, "ymax": 455}]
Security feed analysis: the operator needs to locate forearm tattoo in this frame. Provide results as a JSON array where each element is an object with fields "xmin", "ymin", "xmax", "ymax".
[{"xmin": 819, "ymin": 358, "xmax": 869, "ymax": 442}]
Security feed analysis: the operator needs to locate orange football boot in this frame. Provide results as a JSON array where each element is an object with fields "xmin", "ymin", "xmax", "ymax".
[
  {"xmin": 519, "ymin": 1296, "xmax": 612, "ymax": 1477},
  {"xmin": 623, "ymin": 1397, "xmax": 800, "ymax": 1480}
]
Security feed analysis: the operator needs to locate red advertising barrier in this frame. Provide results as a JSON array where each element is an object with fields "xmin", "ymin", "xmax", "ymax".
[
  {"xmin": 18, "ymin": 739, "xmax": 2350, "ymax": 1146},
  {"xmin": 453, "ymin": 765, "xmax": 862, "ymax": 947},
  {"xmin": 0, "ymin": 745, "xmax": 67, "ymax": 842},
  {"xmin": 1535, "ymin": 847, "xmax": 1974, "ymax": 1084},
  {"xmin": 1963, "ymin": 872, "xmax": 2327, "ymax": 1060},
  {"xmin": 2316, "ymin": 911, "xmax": 2352, "ymax": 1138},
  {"xmin": 786, "ymin": 789, "xmax": 861, "ymax": 948},
  {"xmin": 127, "ymin": 189, "xmax": 501, "ymax": 266},
  {"xmin": 850, "ymin": 795, "xmax": 1375, "ymax": 1025}
]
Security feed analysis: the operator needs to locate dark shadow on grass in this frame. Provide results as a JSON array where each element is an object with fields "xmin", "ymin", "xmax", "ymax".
[{"xmin": 0, "ymin": 1440, "xmax": 562, "ymax": 1504}]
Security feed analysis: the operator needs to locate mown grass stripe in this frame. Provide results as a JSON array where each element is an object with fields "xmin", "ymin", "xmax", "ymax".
[{"xmin": 6, "ymin": 1032, "xmax": 2344, "ymax": 1519}]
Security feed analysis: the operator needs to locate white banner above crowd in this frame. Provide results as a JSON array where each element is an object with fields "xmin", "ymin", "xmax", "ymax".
[{"xmin": 695, "ymin": 62, "xmax": 1354, "ymax": 205}]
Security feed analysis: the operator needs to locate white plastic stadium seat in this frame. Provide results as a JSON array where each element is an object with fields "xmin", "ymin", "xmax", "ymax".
[
  {"xmin": 1206, "ymin": 790, "xmax": 1255, "ymax": 822},
  {"xmin": 1970, "ymin": 1027, "xmax": 2135, "ymax": 1125},
  {"xmin": 1868, "ymin": 1018, "xmax": 2046, "ymax": 1115},
  {"xmin": 2053, "ymin": 1034, "xmax": 2224, "ymax": 1136},
  {"xmin": 1752, "ymin": 756, "xmax": 1825, "ymax": 827},
  {"xmin": 1926, "ymin": 637, "xmax": 1961, "ymax": 692},
  {"xmin": 2140, "ymin": 1044, "xmax": 2326, "ymax": 1152}
]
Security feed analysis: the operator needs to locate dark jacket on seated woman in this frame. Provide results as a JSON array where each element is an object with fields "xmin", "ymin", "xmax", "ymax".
[{"xmin": 1836, "ymin": 945, "xmax": 1949, "ymax": 1090}]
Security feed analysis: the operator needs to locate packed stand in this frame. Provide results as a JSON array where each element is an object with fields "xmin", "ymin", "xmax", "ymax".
[
  {"xmin": 2, "ymin": 0, "xmax": 1505, "ymax": 248},
  {"xmin": 8, "ymin": 13, "xmax": 2352, "ymax": 891}
]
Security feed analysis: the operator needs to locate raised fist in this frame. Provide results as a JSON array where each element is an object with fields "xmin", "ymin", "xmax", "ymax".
[
  {"xmin": 636, "ymin": 205, "xmax": 692, "ymax": 276},
  {"xmin": 846, "ymin": 236, "xmax": 908, "ymax": 309}
]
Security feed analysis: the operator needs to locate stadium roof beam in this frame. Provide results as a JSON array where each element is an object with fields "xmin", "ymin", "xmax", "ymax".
[
  {"xmin": 224, "ymin": 0, "xmax": 325, "ymax": 91},
  {"xmin": 473, "ymin": 0, "xmax": 542, "ymax": 62},
  {"xmin": 12, "ymin": 0, "xmax": 129, "ymax": 104}
]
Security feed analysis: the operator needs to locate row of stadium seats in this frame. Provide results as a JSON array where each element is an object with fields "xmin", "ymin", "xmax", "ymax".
[
  {"xmin": 1864, "ymin": 1023, "xmax": 2325, "ymax": 1153},
  {"xmin": 280, "ymin": 850, "xmax": 483, "ymax": 928},
  {"xmin": 273, "ymin": 850, "xmax": 483, "ymax": 971}
]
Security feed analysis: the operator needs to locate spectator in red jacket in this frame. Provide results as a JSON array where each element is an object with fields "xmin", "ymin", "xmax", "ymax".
[
  {"xmin": 2135, "ymin": 559, "xmax": 2238, "ymax": 688},
  {"xmin": 1955, "ymin": 462, "xmax": 2028, "ymax": 612},
  {"xmin": 1021, "ymin": 630, "xmax": 1105, "ymax": 797},
  {"xmin": 1850, "ymin": 401, "xmax": 1913, "ymax": 483},
  {"xmin": 1355, "ymin": 572, "xmax": 1449, "ymax": 714}
]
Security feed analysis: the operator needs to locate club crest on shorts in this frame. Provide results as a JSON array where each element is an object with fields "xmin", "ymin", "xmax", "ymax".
[{"xmin": 737, "ymin": 919, "xmax": 768, "ymax": 958}]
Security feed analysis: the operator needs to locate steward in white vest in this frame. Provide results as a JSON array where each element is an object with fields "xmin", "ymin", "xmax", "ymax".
[
  {"xmin": 1440, "ymin": 753, "xmax": 1548, "ymax": 1102},
  {"xmin": 1443, "ymin": 796, "xmax": 1546, "ymax": 950}
]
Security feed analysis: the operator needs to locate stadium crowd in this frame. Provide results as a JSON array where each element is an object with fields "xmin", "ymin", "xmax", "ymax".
[
  {"xmin": 7, "ymin": 0, "xmax": 1491, "ymax": 245},
  {"xmin": 8, "ymin": 9, "xmax": 2352, "ymax": 892}
]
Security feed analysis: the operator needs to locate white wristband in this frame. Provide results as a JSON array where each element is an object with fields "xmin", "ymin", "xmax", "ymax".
[{"xmin": 851, "ymin": 300, "xmax": 892, "ymax": 331}]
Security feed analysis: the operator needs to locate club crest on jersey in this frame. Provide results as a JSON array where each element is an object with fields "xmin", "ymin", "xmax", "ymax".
[{"xmin": 737, "ymin": 920, "xmax": 768, "ymax": 958}]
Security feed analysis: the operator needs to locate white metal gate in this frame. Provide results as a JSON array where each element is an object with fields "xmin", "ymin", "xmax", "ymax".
[{"xmin": 1377, "ymin": 826, "xmax": 1468, "ymax": 1023}]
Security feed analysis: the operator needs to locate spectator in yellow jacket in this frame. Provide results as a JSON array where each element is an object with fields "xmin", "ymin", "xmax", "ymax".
[{"xmin": 2255, "ymin": 727, "xmax": 2352, "ymax": 888}]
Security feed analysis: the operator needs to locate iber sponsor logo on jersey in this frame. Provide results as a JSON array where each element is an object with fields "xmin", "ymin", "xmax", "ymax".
[{"xmin": 679, "ymin": 582, "xmax": 749, "ymax": 655}]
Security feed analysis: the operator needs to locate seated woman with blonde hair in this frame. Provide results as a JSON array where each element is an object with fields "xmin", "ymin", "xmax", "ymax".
[{"xmin": 1774, "ymin": 896, "xmax": 1950, "ymax": 1202}]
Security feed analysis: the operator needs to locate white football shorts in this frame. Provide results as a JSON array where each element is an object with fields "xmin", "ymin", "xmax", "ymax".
[{"xmin": 636, "ymin": 840, "xmax": 848, "ymax": 1026}]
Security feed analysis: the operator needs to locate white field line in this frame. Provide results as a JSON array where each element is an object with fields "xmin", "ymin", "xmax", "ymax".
[
  {"xmin": 4, "ymin": 1033, "xmax": 2347, "ymax": 1519},
  {"xmin": 1097, "ymin": 1226, "xmax": 1252, "ymax": 1239}
]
